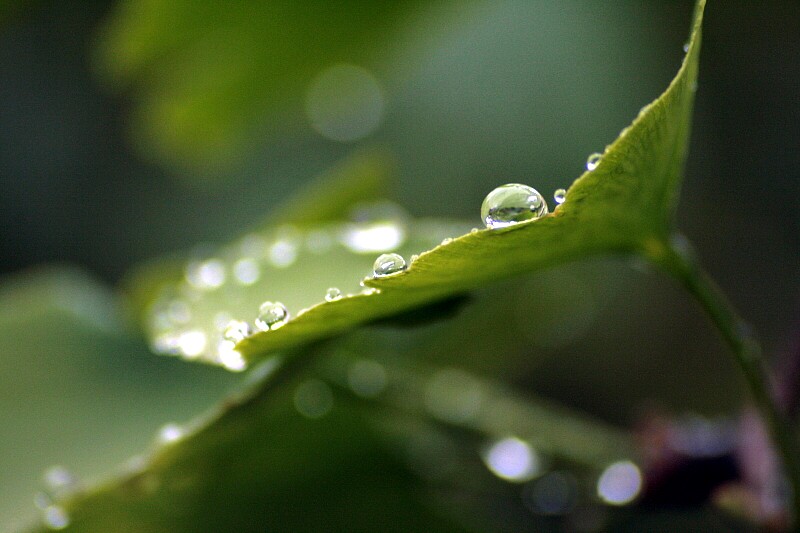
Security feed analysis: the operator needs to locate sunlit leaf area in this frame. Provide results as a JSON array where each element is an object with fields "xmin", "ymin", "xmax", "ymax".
[{"xmin": 1, "ymin": 1, "xmax": 799, "ymax": 532}]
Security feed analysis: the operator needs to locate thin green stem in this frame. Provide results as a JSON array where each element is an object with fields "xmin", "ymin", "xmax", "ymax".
[{"xmin": 649, "ymin": 235, "xmax": 800, "ymax": 525}]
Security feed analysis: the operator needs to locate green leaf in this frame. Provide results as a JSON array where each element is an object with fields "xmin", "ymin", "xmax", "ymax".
[{"xmin": 234, "ymin": 0, "xmax": 705, "ymax": 364}]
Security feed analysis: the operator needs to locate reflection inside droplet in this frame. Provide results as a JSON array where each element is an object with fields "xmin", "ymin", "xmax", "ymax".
[
  {"xmin": 305, "ymin": 63, "xmax": 385, "ymax": 142},
  {"xmin": 483, "ymin": 437, "xmax": 540, "ymax": 482},
  {"xmin": 597, "ymin": 460, "xmax": 642, "ymax": 505}
]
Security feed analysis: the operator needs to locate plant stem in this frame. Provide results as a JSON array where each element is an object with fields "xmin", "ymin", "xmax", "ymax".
[{"xmin": 650, "ymin": 235, "xmax": 800, "ymax": 524}]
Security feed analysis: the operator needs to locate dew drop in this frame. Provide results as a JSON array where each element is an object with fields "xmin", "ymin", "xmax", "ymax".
[
  {"xmin": 42, "ymin": 505, "xmax": 69, "ymax": 530},
  {"xmin": 481, "ymin": 184, "xmax": 548, "ymax": 229},
  {"xmin": 683, "ymin": 42, "xmax": 690, "ymax": 53},
  {"xmin": 325, "ymin": 287, "xmax": 342, "ymax": 302},
  {"xmin": 554, "ymin": 189, "xmax": 566, "ymax": 204},
  {"xmin": 586, "ymin": 153, "xmax": 602, "ymax": 171},
  {"xmin": 222, "ymin": 320, "xmax": 251, "ymax": 343},
  {"xmin": 254, "ymin": 301, "xmax": 289, "ymax": 331},
  {"xmin": 409, "ymin": 254, "xmax": 419, "ymax": 263},
  {"xmin": 157, "ymin": 423, "xmax": 184, "ymax": 444},
  {"xmin": 43, "ymin": 466, "xmax": 77, "ymax": 495},
  {"xmin": 441, "ymin": 237, "xmax": 453, "ymax": 245},
  {"xmin": 268, "ymin": 239, "xmax": 298, "ymax": 268},
  {"xmin": 217, "ymin": 343, "xmax": 247, "ymax": 372},
  {"xmin": 176, "ymin": 330, "xmax": 207, "ymax": 358},
  {"xmin": 373, "ymin": 253, "xmax": 407, "ymax": 277},
  {"xmin": 470, "ymin": 228, "xmax": 479, "ymax": 234},
  {"xmin": 185, "ymin": 259, "xmax": 226, "ymax": 290}
]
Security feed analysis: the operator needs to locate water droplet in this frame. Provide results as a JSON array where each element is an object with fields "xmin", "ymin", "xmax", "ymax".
[
  {"xmin": 553, "ymin": 189, "xmax": 566, "ymax": 204},
  {"xmin": 373, "ymin": 253, "xmax": 407, "ymax": 277},
  {"xmin": 325, "ymin": 287, "xmax": 342, "ymax": 302},
  {"xmin": 470, "ymin": 228, "xmax": 479, "ymax": 234},
  {"xmin": 232, "ymin": 258, "xmax": 260, "ymax": 285},
  {"xmin": 223, "ymin": 320, "xmax": 251, "ymax": 343},
  {"xmin": 176, "ymin": 330, "xmax": 207, "ymax": 358},
  {"xmin": 42, "ymin": 505, "xmax": 69, "ymax": 530},
  {"xmin": 441, "ymin": 237, "xmax": 453, "ymax": 245},
  {"xmin": 597, "ymin": 460, "xmax": 642, "ymax": 505},
  {"xmin": 360, "ymin": 287, "xmax": 379, "ymax": 296},
  {"xmin": 254, "ymin": 301, "xmax": 289, "ymax": 331},
  {"xmin": 217, "ymin": 342, "xmax": 247, "ymax": 372},
  {"xmin": 586, "ymin": 153, "xmax": 602, "ymax": 171},
  {"xmin": 186, "ymin": 259, "xmax": 226, "ymax": 290},
  {"xmin": 157, "ymin": 423, "xmax": 184, "ymax": 444},
  {"xmin": 481, "ymin": 184, "xmax": 549, "ymax": 229},
  {"xmin": 347, "ymin": 359, "xmax": 387, "ymax": 398},
  {"xmin": 683, "ymin": 42, "xmax": 690, "ymax": 53},
  {"xmin": 293, "ymin": 379, "xmax": 334, "ymax": 419},
  {"xmin": 482, "ymin": 437, "xmax": 540, "ymax": 482}
]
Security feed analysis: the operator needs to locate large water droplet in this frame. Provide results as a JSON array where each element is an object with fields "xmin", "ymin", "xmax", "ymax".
[
  {"xmin": 481, "ymin": 184, "xmax": 548, "ymax": 229},
  {"xmin": 553, "ymin": 189, "xmax": 566, "ymax": 204},
  {"xmin": 223, "ymin": 320, "xmax": 251, "ymax": 343},
  {"xmin": 325, "ymin": 287, "xmax": 342, "ymax": 302},
  {"xmin": 373, "ymin": 253, "xmax": 407, "ymax": 277},
  {"xmin": 586, "ymin": 153, "xmax": 602, "ymax": 171},
  {"xmin": 255, "ymin": 301, "xmax": 289, "ymax": 331}
]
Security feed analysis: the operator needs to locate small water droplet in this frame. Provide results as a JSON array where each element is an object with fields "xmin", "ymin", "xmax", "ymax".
[
  {"xmin": 222, "ymin": 320, "xmax": 251, "ymax": 343},
  {"xmin": 42, "ymin": 505, "xmax": 69, "ymax": 530},
  {"xmin": 361, "ymin": 287, "xmax": 379, "ymax": 295},
  {"xmin": 683, "ymin": 42, "xmax": 690, "ymax": 53},
  {"xmin": 325, "ymin": 287, "xmax": 342, "ymax": 302},
  {"xmin": 255, "ymin": 301, "xmax": 289, "ymax": 331},
  {"xmin": 481, "ymin": 184, "xmax": 548, "ymax": 229},
  {"xmin": 586, "ymin": 153, "xmax": 602, "ymax": 171},
  {"xmin": 409, "ymin": 254, "xmax": 419, "ymax": 263},
  {"xmin": 217, "ymin": 342, "xmax": 247, "ymax": 372},
  {"xmin": 176, "ymin": 330, "xmax": 207, "ymax": 358},
  {"xmin": 470, "ymin": 228, "xmax": 479, "ymax": 234},
  {"xmin": 373, "ymin": 253, "xmax": 407, "ymax": 277},
  {"xmin": 553, "ymin": 189, "xmax": 566, "ymax": 204},
  {"xmin": 441, "ymin": 237, "xmax": 453, "ymax": 245},
  {"xmin": 158, "ymin": 423, "xmax": 184, "ymax": 444}
]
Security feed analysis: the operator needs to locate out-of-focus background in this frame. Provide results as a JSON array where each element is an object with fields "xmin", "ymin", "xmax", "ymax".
[{"xmin": 0, "ymin": 0, "xmax": 798, "ymax": 530}]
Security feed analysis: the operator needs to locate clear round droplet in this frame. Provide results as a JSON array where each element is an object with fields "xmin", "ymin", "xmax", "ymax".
[
  {"xmin": 481, "ymin": 184, "xmax": 549, "ymax": 229},
  {"xmin": 325, "ymin": 288, "xmax": 342, "ymax": 302},
  {"xmin": 554, "ymin": 189, "xmax": 566, "ymax": 204},
  {"xmin": 223, "ymin": 320, "xmax": 251, "ymax": 343},
  {"xmin": 373, "ymin": 253, "xmax": 407, "ymax": 277},
  {"xmin": 255, "ymin": 301, "xmax": 289, "ymax": 331},
  {"xmin": 586, "ymin": 153, "xmax": 602, "ymax": 171}
]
